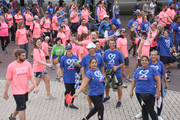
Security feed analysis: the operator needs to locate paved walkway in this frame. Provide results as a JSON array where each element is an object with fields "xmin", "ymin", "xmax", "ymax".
[{"xmin": 0, "ymin": 80, "xmax": 180, "ymax": 120}]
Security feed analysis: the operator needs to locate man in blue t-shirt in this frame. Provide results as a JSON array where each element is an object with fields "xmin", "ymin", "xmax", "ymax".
[
  {"xmin": 133, "ymin": 0, "xmax": 142, "ymax": 13},
  {"xmin": 103, "ymin": 39, "xmax": 125, "ymax": 108},
  {"xmin": 80, "ymin": 42, "xmax": 105, "ymax": 109},
  {"xmin": 173, "ymin": 17, "xmax": 180, "ymax": 52},
  {"xmin": 46, "ymin": 2, "xmax": 54, "ymax": 19},
  {"xmin": 111, "ymin": 12, "xmax": 121, "ymax": 30}
]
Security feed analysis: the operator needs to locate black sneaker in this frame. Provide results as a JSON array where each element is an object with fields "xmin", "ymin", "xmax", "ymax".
[
  {"xmin": 64, "ymin": 99, "xmax": 68, "ymax": 107},
  {"xmin": 116, "ymin": 102, "xmax": 122, "ymax": 108},
  {"xmin": 9, "ymin": 114, "xmax": 16, "ymax": 120},
  {"xmin": 103, "ymin": 97, "xmax": 110, "ymax": 103},
  {"xmin": 167, "ymin": 70, "xmax": 171, "ymax": 74},
  {"xmin": 69, "ymin": 104, "xmax": 78, "ymax": 110}
]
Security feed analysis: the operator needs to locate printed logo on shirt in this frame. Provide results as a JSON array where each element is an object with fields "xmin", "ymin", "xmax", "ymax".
[
  {"xmin": 108, "ymin": 53, "xmax": 116, "ymax": 64},
  {"xmin": 138, "ymin": 70, "xmax": 149, "ymax": 80},
  {"xmin": 67, "ymin": 59, "xmax": 76, "ymax": 69},
  {"xmin": 150, "ymin": 65, "xmax": 159, "ymax": 70},
  {"xmin": 94, "ymin": 70, "xmax": 104, "ymax": 82},
  {"xmin": 144, "ymin": 24, "xmax": 149, "ymax": 31},
  {"xmin": 165, "ymin": 39, "xmax": 170, "ymax": 48},
  {"xmin": 15, "ymin": 67, "xmax": 28, "ymax": 75},
  {"xmin": 117, "ymin": 19, "xmax": 121, "ymax": 24},
  {"xmin": 134, "ymin": 21, "xmax": 138, "ymax": 29}
]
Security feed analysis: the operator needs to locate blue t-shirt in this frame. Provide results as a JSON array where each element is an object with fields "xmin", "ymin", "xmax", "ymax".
[
  {"xmin": 80, "ymin": 53, "xmax": 104, "ymax": 73},
  {"xmin": 133, "ymin": 66, "xmax": 160, "ymax": 96},
  {"xmin": 10, "ymin": 8, "xmax": 14, "ymax": 16},
  {"xmin": 108, "ymin": 30, "xmax": 116, "ymax": 39},
  {"xmin": 111, "ymin": 17, "xmax": 121, "ymax": 29},
  {"xmin": 85, "ymin": 68, "xmax": 105, "ymax": 96},
  {"xmin": 0, "ymin": 9, "xmax": 4, "ymax": 15},
  {"xmin": 103, "ymin": 49, "xmax": 124, "ymax": 78},
  {"xmin": 60, "ymin": 55, "xmax": 79, "ymax": 83},
  {"xmin": 173, "ymin": 22, "xmax": 180, "ymax": 41},
  {"xmin": 58, "ymin": 10, "xmax": 66, "ymax": 25},
  {"xmin": 157, "ymin": 35, "xmax": 173, "ymax": 57},
  {"xmin": 149, "ymin": 60, "xmax": 165, "ymax": 84},
  {"xmin": 128, "ymin": 19, "xmax": 138, "ymax": 33},
  {"xmin": 141, "ymin": 21, "xmax": 149, "ymax": 33},
  {"xmin": 95, "ymin": 49, "xmax": 102, "ymax": 56},
  {"xmin": 46, "ymin": 7, "xmax": 54, "ymax": 18},
  {"xmin": 22, "ymin": 8, "xmax": 26, "ymax": 15},
  {"xmin": 134, "ymin": 4, "xmax": 140, "ymax": 11},
  {"xmin": 95, "ymin": 7, "xmax": 98, "ymax": 20}
]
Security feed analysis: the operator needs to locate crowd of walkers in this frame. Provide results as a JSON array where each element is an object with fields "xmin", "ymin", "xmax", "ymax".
[{"xmin": 1, "ymin": 0, "xmax": 180, "ymax": 120}]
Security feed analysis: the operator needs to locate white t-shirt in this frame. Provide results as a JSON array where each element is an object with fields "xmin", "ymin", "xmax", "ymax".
[{"xmin": 150, "ymin": 2, "xmax": 156, "ymax": 15}]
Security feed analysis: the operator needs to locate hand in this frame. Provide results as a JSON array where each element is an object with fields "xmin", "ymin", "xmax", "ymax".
[
  {"xmin": 3, "ymin": 92, "xmax": 9, "ymax": 100},
  {"xmin": 113, "ymin": 66, "xmax": 119, "ymax": 72},
  {"xmin": 130, "ymin": 91, "xmax": 133, "ymax": 98},
  {"xmin": 34, "ymin": 87, "xmax": 39, "ymax": 94},
  {"xmin": 60, "ymin": 77, "xmax": 64, "ymax": 84},
  {"xmin": 115, "ymin": 31, "xmax": 120, "ymax": 36},
  {"xmin": 165, "ymin": 83, "xmax": 168, "ymax": 89},
  {"xmin": 73, "ymin": 62, "xmax": 79, "ymax": 67},
  {"xmin": 157, "ymin": 91, "xmax": 161, "ymax": 99},
  {"xmin": 73, "ymin": 93, "xmax": 78, "ymax": 98},
  {"xmin": 47, "ymin": 63, "xmax": 52, "ymax": 67}
]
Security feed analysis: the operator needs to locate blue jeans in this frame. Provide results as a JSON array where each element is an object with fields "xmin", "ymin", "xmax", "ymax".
[{"xmin": 175, "ymin": 40, "xmax": 180, "ymax": 51}]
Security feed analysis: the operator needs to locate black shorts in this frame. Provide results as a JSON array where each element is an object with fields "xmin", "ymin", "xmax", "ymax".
[
  {"xmin": 115, "ymin": 77, "xmax": 123, "ymax": 86},
  {"xmin": 44, "ymin": 32, "xmax": 51, "ymax": 38},
  {"xmin": 71, "ymin": 23, "xmax": 79, "ymax": 33},
  {"xmin": 45, "ymin": 56, "xmax": 50, "ymax": 60},
  {"xmin": 52, "ymin": 30, "xmax": 58, "ymax": 38},
  {"xmin": 26, "ymin": 25, "xmax": 30, "ymax": 30},
  {"xmin": 160, "ymin": 56, "xmax": 173, "ymax": 64},
  {"xmin": 13, "ymin": 92, "xmax": 28, "ymax": 111},
  {"xmin": 124, "ymin": 57, "xmax": 129, "ymax": 66},
  {"xmin": 150, "ymin": 46, "xmax": 157, "ymax": 52}
]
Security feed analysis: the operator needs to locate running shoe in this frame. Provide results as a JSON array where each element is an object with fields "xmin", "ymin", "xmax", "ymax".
[
  {"xmin": 9, "ymin": 114, "xmax": 16, "ymax": 120},
  {"xmin": 49, "ymin": 67, "xmax": 55, "ymax": 70},
  {"xmin": 2, "ymin": 50, "xmax": 7, "ymax": 54},
  {"xmin": 121, "ymin": 74, "xmax": 126, "ymax": 77},
  {"xmin": 167, "ymin": 70, "xmax": 171, "ymax": 74},
  {"xmin": 116, "ymin": 102, "xmax": 122, "ymax": 108},
  {"xmin": 103, "ymin": 97, "xmax": 110, "ymax": 103},
  {"xmin": 126, "ymin": 77, "xmax": 133, "ymax": 82},
  {"xmin": 122, "ymin": 83, "xmax": 127, "ymax": 88},
  {"xmin": 135, "ymin": 112, "xmax": 142, "ymax": 119},
  {"xmin": 158, "ymin": 116, "xmax": 164, "ymax": 120},
  {"xmin": 69, "ymin": 104, "xmax": 78, "ymax": 110},
  {"xmin": 166, "ymin": 77, "xmax": 171, "ymax": 82},
  {"xmin": 56, "ymin": 77, "xmax": 60, "ymax": 82},
  {"xmin": 46, "ymin": 95, "xmax": 57, "ymax": 100}
]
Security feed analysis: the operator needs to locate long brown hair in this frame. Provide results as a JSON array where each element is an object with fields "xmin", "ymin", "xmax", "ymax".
[
  {"xmin": 33, "ymin": 38, "xmax": 41, "ymax": 49},
  {"xmin": 88, "ymin": 58, "xmax": 97, "ymax": 69}
]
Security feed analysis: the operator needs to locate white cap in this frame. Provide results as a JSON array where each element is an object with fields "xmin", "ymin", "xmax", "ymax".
[
  {"xmin": 103, "ymin": 15, "xmax": 109, "ymax": 19},
  {"xmin": 86, "ymin": 43, "xmax": 96, "ymax": 49},
  {"xmin": 34, "ymin": 15, "xmax": 39, "ymax": 20},
  {"xmin": 45, "ymin": 36, "xmax": 50, "ymax": 40}
]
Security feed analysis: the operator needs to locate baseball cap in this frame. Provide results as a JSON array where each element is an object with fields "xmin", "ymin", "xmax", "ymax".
[
  {"xmin": 34, "ymin": 15, "xmax": 39, "ymax": 20},
  {"xmin": 120, "ymin": 28, "xmax": 126, "ymax": 32},
  {"xmin": 115, "ymin": 12, "xmax": 119, "ymax": 15},
  {"xmin": 133, "ymin": 13, "xmax": 138, "ymax": 17},
  {"xmin": 103, "ymin": 15, "xmax": 109, "ymax": 19},
  {"xmin": 45, "ymin": 36, "xmax": 50, "ymax": 40},
  {"xmin": 58, "ymin": 25, "xmax": 64, "ymax": 29},
  {"xmin": 86, "ymin": 43, "xmax": 96, "ymax": 49},
  {"xmin": 66, "ymin": 45, "xmax": 72, "ymax": 50}
]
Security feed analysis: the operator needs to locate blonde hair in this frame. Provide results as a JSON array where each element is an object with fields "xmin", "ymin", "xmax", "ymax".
[
  {"xmin": 17, "ymin": 21, "xmax": 24, "ymax": 29},
  {"xmin": 64, "ymin": 18, "xmax": 68, "ymax": 22}
]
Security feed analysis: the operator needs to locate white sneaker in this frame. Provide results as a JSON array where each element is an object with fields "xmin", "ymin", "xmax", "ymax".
[
  {"xmin": 135, "ymin": 112, "xmax": 142, "ymax": 119},
  {"xmin": 158, "ymin": 116, "xmax": 164, "ymax": 120}
]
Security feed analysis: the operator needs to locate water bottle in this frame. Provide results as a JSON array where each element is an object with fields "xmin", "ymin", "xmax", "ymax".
[{"xmin": 162, "ymin": 86, "xmax": 167, "ymax": 98}]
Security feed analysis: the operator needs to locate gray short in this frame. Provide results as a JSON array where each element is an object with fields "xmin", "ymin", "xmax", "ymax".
[{"xmin": 34, "ymin": 69, "xmax": 48, "ymax": 78}]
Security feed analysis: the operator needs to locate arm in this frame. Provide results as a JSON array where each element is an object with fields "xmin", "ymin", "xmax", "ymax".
[
  {"xmin": 29, "ymin": 76, "xmax": 39, "ymax": 93},
  {"xmin": 129, "ymin": 28, "xmax": 135, "ymax": 41},
  {"xmin": 154, "ymin": 29, "xmax": 162, "ymax": 41},
  {"xmin": 71, "ymin": 39, "xmax": 83, "ymax": 46},
  {"xmin": 154, "ymin": 75, "xmax": 161, "ymax": 99},
  {"xmin": 73, "ymin": 77, "xmax": 90, "ymax": 98},
  {"xmin": 138, "ymin": 38, "xmax": 145, "ymax": 58},
  {"xmin": 3, "ymin": 78, "xmax": 11, "ymax": 100},
  {"xmin": 81, "ymin": 67, "xmax": 85, "ymax": 79},
  {"xmin": 160, "ymin": 18, "xmax": 168, "ymax": 24},
  {"xmin": 70, "ymin": 12, "xmax": 78, "ymax": 19},
  {"xmin": 162, "ymin": 74, "xmax": 168, "ymax": 89},
  {"xmin": 114, "ymin": 62, "xmax": 124, "ymax": 72},
  {"xmin": 59, "ymin": 67, "xmax": 64, "ymax": 83},
  {"xmin": 38, "ymin": 60, "xmax": 51, "ymax": 67},
  {"xmin": 130, "ymin": 78, "xmax": 136, "ymax": 98},
  {"xmin": 100, "ymin": 66, "xmax": 105, "ymax": 77},
  {"xmin": 173, "ymin": 30, "xmax": 175, "ymax": 43}
]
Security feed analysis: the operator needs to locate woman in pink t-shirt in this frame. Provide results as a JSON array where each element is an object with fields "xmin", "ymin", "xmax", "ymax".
[
  {"xmin": 63, "ymin": 18, "xmax": 70, "ymax": 41},
  {"xmin": 57, "ymin": 25, "xmax": 66, "ymax": 47},
  {"xmin": 24, "ymin": 8, "xmax": 34, "ymax": 30},
  {"xmin": 0, "ymin": 16, "xmax": 9, "ymax": 54},
  {"xmin": 29, "ymin": 39, "xmax": 56, "ymax": 100},
  {"xmin": 5, "ymin": 8, "xmax": 15, "ymax": 42},
  {"xmin": 16, "ymin": 21, "xmax": 29, "ymax": 59},
  {"xmin": 137, "ymin": 11, "xmax": 144, "ymax": 31},
  {"xmin": 14, "ymin": 10, "xmax": 24, "ymax": 31},
  {"xmin": 97, "ymin": 2, "xmax": 107, "ymax": 22},
  {"xmin": 149, "ymin": 22, "xmax": 158, "ymax": 51}
]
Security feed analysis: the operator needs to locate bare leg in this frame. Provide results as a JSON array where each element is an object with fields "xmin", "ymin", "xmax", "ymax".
[
  {"xmin": 56, "ymin": 63, "xmax": 60, "ymax": 78},
  {"xmin": 125, "ymin": 65, "xmax": 130, "ymax": 78},
  {"xmin": 42, "ymin": 75, "xmax": 51, "ymax": 96},
  {"xmin": 117, "ymin": 86, "xmax": 122, "ymax": 102},
  {"xmin": 105, "ymin": 88, "xmax": 110, "ymax": 98},
  {"xmin": 166, "ymin": 63, "xmax": 173, "ymax": 71},
  {"xmin": 87, "ymin": 95, "xmax": 92, "ymax": 108},
  {"xmin": 28, "ymin": 77, "xmax": 41, "ymax": 94},
  {"xmin": 12, "ymin": 109, "xmax": 19, "ymax": 118},
  {"xmin": 121, "ymin": 64, "xmax": 125, "ymax": 76},
  {"xmin": 18, "ymin": 110, "xmax": 26, "ymax": 120},
  {"xmin": 40, "ymin": 7, "xmax": 44, "ymax": 16}
]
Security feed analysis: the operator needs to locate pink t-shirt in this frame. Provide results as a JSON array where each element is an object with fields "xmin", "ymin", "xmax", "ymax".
[
  {"xmin": 14, "ymin": 14, "xmax": 24, "ymax": 23},
  {"xmin": 81, "ymin": 9, "xmax": 89, "ymax": 23},
  {"xmin": 52, "ymin": 15, "xmax": 58, "ymax": 31},
  {"xmin": 137, "ymin": 16, "xmax": 142, "ymax": 30},
  {"xmin": 116, "ymin": 37, "xmax": 128, "ymax": 58},
  {"xmin": 16, "ymin": 28, "xmax": 28, "ymax": 45},
  {"xmin": 70, "ymin": 10, "xmax": 79, "ymax": 23},
  {"xmin": 166, "ymin": 8, "xmax": 176, "ymax": 23},
  {"xmin": 134, "ymin": 38, "xmax": 151, "ymax": 59},
  {"xmin": 71, "ymin": 42, "xmax": 77, "ymax": 55},
  {"xmin": 40, "ymin": 17, "xmax": 51, "ymax": 32},
  {"xmin": 42, "ymin": 42, "xmax": 49, "ymax": 56},
  {"xmin": 5, "ymin": 13, "xmax": 13, "ymax": 26},
  {"xmin": 158, "ymin": 11, "xmax": 168, "ymax": 27},
  {"xmin": 77, "ymin": 25, "xmax": 88, "ymax": 35},
  {"xmin": 64, "ymin": 25, "xmax": 70, "ymax": 40},
  {"xmin": 97, "ymin": 38, "xmax": 106, "ymax": 47},
  {"xmin": 30, "ymin": 21, "xmax": 41, "ymax": 38},
  {"xmin": 0, "ymin": 21, "xmax": 9, "ymax": 37},
  {"xmin": 82, "ymin": 40, "xmax": 92, "ymax": 47},
  {"xmin": 77, "ymin": 46, "xmax": 88, "ymax": 61},
  {"xmin": 57, "ymin": 32, "xmax": 66, "ymax": 47},
  {"xmin": 97, "ymin": 6, "xmax": 107, "ymax": 20},
  {"xmin": 33, "ymin": 48, "xmax": 46, "ymax": 72},
  {"xmin": 6, "ymin": 61, "xmax": 33, "ymax": 95},
  {"xmin": 148, "ymin": 30, "xmax": 157, "ymax": 47},
  {"xmin": 25, "ymin": 13, "xmax": 33, "ymax": 26}
]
